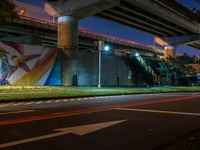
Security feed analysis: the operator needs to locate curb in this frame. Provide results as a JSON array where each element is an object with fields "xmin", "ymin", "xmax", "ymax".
[{"xmin": 0, "ymin": 90, "xmax": 200, "ymax": 103}]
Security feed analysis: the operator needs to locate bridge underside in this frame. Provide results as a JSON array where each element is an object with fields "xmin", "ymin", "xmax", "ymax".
[
  {"xmin": 44, "ymin": 0, "xmax": 200, "ymax": 50},
  {"xmin": 95, "ymin": 0, "xmax": 200, "ymax": 49},
  {"xmin": 188, "ymin": 42, "xmax": 200, "ymax": 49},
  {"xmin": 156, "ymin": 34, "xmax": 200, "ymax": 50}
]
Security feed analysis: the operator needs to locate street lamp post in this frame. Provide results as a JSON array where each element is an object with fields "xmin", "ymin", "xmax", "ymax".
[
  {"xmin": 98, "ymin": 41, "xmax": 104, "ymax": 88},
  {"xmin": 98, "ymin": 41, "xmax": 110, "ymax": 88}
]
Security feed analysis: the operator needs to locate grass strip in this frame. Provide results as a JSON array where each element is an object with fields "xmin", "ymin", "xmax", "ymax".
[{"xmin": 0, "ymin": 86, "xmax": 199, "ymax": 101}]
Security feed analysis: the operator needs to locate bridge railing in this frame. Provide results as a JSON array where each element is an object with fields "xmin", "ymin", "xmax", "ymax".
[
  {"xmin": 19, "ymin": 15, "xmax": 57, "ymax": 26},
  {"xmin": 18, "ymin": 15, "xmax": 163, "ymax": 54},
  {"xmin": 134, "ymin": 53, "xmax": 156, "ymax": 77},
  {"xmin": 115, "ymin": 49, "xmax": 156, "ymax": 76}
]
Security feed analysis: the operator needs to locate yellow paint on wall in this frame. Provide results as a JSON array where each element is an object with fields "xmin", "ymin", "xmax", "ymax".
[{"xmin": 14, "ymin": 51, "xmax": 57, "ymax": 86}]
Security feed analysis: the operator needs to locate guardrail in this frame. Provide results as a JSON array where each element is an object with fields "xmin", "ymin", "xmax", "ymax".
[
  {"xmin": 20, "ymin": 15, "xmax": 57, "ymax": 26},
  {"xmin": 134, "ymin": 53, "xmax": 156, "ymax": 77}
]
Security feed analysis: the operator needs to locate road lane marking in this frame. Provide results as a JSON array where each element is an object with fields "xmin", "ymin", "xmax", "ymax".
[
  {"xmin": 1, "ymin": 94, "xmax": 200, "ymax": 125},
  {"xmin": 46, "ymin": 100, "xmax": 53, "ymax": 103},
  {"xmin": 25, "ymin": 102, "xmax": 34, "ymax": 105},
  {"xmin": 35, "ymin": 101, "xmax": 43, "ymax": 104},
  {"xmin": 0, "ymin": 93, "xmax": 198, "ymax": 108},
  {"xmin": 98, "ymin": 96, "xmax": 104, "ymax": 98},
  {"xmin": 70, "ymin": 99, "xmax": 75, "ymax": 101},
  {"xmin": 0, "ymin": 103, "xmax": 14, "ymax": 107},
  {"xmin": 116, "ymin": 108, "xmax": 200, "ymax": 116},
  {"xmin": 12, "ymin": 103, "xmax": 25, "ymax": 106},
  {"xmin": 0, "ymin": 110, "xmax": 34, "ymax": 115},
  {"xmin": 0, "ymin": 107, "xmax": 115, "ymax": 126},
  {"xmin": 55, "ymin": 100, "xmax": 60, "ymax": 103},
  {"xmin": 0, "ymin": 119, "xmax": 126, "ymax": 148}
]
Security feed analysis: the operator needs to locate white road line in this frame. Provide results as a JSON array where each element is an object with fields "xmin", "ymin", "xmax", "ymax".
[
  {"xmin": 77, "ymin": 98, "xmax": 82, "ymax": 101},
  {"xmin": 46, "ymin": 100, "xmax": 53, "ymax": 104},
  {"xmin": 0, "ymin": 103, "xmax": 14, "ymax": 107},
  {"xmin": 12, "ymin": 103, "xmax": 25, "ymax": 106},
  {"xmin": 0, "ymin": 110, "xmax": 34, "ymax": 115},
  {"xmin": 63, "ymin": 99, "xmax": 68, "ymax": 102},
  {"xmin": 70, "ymin": 99, "xmax": 75, "ymax": 101},
  {"xmin": 98, "ymin": 96, "xmax": 104, "ymax": 98},
  {"xmin": 35, "ymin": 101, "xmax": 43, "ymax": 104},
  {"xmin": 116, "ymin": 108, "xmax": 200, "ymax": 116},
  {"xmin": 55, "ymin": 100, "xmax": 60, "ymax": 103},
  {"xmin": 25, "ymin": 102, "xmax": 34, "ymax": 105}
]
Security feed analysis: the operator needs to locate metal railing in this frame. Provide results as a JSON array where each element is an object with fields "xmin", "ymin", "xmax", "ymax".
[
  {"xmin": 18, "ymin": 15, "xmax": 163, "ymax": 53},
  {"xmin": 115, "ymin": 49, "xmax": 156, "ymax": 76},
  {"xmin": 135, "ymin": 53, "xmax": 156, "ymax": 77}
]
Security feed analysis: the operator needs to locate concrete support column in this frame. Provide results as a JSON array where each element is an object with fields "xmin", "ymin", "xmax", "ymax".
[
  {"xmin": 164, "ymin": 46, "xmax": 176, "ymax": 59},
  {"xmin": 58, "ymin": 16, "xmax": 78, "ymax": 86}
]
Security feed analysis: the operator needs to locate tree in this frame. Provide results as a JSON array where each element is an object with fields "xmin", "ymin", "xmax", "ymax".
[
  {"xmin": 158, "ymin": 53, "xmax": 196, "ymax": 85},
  {"xmin": 0, "ymin": 0, "xmax": 19, "ymax": 26},
  {"xmin": 158, "ymin": 59, "xmax": 172, "ymax": 85}
]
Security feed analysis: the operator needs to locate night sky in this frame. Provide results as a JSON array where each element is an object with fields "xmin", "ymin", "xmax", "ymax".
[{"xmin": 18, "ymin": 0, "xmax": 200, "ymax": 56}]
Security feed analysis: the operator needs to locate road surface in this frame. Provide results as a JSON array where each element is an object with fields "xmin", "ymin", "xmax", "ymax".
[{"xmin": 1, "ymin": 92, "xmax": 200, "ymax": 150}]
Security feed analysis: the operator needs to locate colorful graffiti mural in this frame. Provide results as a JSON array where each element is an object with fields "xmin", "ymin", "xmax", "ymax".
[{"xmin": 0, "ymin": 41, "xmax": 61, "ymax": 86}]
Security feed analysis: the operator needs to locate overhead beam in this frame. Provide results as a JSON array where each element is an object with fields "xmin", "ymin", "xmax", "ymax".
[
  {"xmin": 107, "ymin": 8, "xmax": 177, "ymax": 35},
  {"xmin": 101, "ymin": 11, "xmax": 170, "ymax": 35},
  {"xmin": 45, "ymin": 0, "xmax": 120, "ymax": 18},
  {"xmin": 161, "ymin": 34, "xmax": 200, "ymax": 46},
  {"xmin": 118, "ymin": 4, "xmax": 188, "ymax": 35},
  {"xmin": 124, "ymin": 0, "xmax": 199, "ymax": 33},
  {"xmin": 97, "ymin": 13, "xmax": 166, "ymax": 36}
]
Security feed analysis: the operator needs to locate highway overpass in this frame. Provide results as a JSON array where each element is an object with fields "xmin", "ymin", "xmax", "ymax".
[
  {"xmin": 0, "ymin": 15, "xmax": 163, "ymax": 59},
  {"xmin": 0, "ymin": 15, "xmax": 162, "ymax": 86},
  {"xmin": 45, "ymin": 0, "xmax": 200, "ymax": 52}
]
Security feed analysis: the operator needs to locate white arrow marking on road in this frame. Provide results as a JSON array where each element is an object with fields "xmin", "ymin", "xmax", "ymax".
[{"xmin": 0, "ymin": 119, "xmax": 126, "ymax": 148}]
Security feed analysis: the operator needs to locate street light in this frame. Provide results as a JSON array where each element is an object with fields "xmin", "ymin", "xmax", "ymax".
[
  {"xmin": 98, "ymin": 42, "xmax": 110, "ymax": 88},
  {"xmin": 135, "ymin": 52, "xmax": 139, "ymax": 57},
  {"xmin": 104, "ymin": 45, "xmax": 110, "ymax": 51}
]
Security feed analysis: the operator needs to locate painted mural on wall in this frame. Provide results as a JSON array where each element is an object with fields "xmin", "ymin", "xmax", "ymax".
[{"xmin": 0, "ymin": 41, "xmax": 61, "ymax": 86}]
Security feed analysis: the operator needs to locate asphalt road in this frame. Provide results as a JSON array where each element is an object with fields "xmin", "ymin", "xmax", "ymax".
[{"xmin": 1, "ymin": 92, "xmax": 200, "ymax": 150}]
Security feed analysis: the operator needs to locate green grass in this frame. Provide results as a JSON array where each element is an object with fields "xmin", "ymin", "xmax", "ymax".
[{"xmin": 0, "ymin": 86, "xmax": 199, "ymax": 101}]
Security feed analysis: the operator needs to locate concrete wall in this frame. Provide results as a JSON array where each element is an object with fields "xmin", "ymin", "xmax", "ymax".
[
  {"xmin": 77, "ymin": 51, "xmax": 133, "ymax": 86},
  {"xmin": 0, "ymin": 40, "xmax": 133, "ymax": 86}
]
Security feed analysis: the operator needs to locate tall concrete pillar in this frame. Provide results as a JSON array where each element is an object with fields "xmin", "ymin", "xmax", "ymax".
[
  {"xmin": 58, "ymin": 16, "xmax": 78, "ymax": 86},
  {"xmin": 164, "ymin": 46, "xmax": 176, "ymax": 59}
]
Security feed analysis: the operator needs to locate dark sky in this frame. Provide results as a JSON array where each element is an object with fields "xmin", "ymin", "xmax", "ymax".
[{"xmin": 18, "ymin": 0, "xmax": 200, "ymax": 56}]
